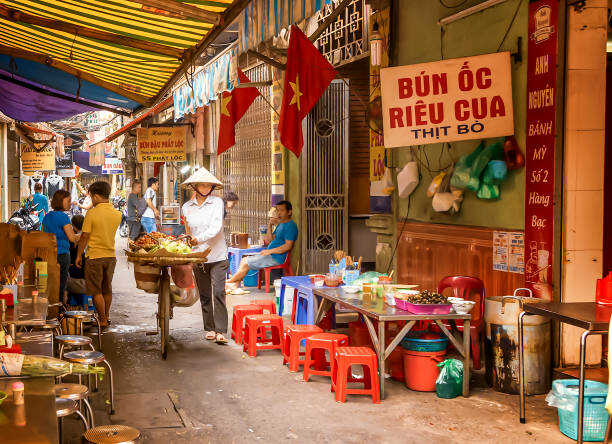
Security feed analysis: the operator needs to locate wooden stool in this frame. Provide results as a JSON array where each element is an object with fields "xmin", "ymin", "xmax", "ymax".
[
  {"xmin": 303, "ymin": 333, "xmax": 349, "ymax": 382},
  {"xmin": 243, "ymin": 314, "xmax": 284, "ymax": 357},
  {"xmin": 282, "ymin": 324, "xmax": 323, "ymax": 372},
  {"xmin": 231, "ymin": 304, "xmax": 263, "ymax": 345},
  {"xmin": 331, "ymin": 346, "xmax": 380, "ymax": 404}
]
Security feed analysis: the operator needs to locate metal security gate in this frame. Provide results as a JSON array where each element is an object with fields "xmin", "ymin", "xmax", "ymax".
[
  {"xmin": 219, "ymin": 64, "xmax": 272, "ymax": 241},
  {"xmin": 301, "ymin": 80, "xmax": 349, "ymax": 274}
]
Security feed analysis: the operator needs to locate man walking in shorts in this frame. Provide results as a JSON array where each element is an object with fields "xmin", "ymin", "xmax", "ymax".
[{"xmin": 76, "ymin": 181, "xmax": 121, "ymax": 328}]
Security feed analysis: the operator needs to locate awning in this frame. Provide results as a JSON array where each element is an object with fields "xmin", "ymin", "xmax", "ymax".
[
  {"xmin": 0, "ymin": 0, "xmax": 250, "ymax": 119},
  {"xmin": 73, "ymin": 149, "xmax": 102, "ymax": 175}
]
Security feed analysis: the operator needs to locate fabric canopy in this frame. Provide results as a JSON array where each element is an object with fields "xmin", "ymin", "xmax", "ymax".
[
  {"xmin": 0, "ymin": 75, "xmax": 97, "ymax": 121},
  {"xmin": 0, "ymin": 0, "xmax": 241, "ymax": 120}
]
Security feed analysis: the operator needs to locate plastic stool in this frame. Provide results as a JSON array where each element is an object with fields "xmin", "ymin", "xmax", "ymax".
[
  {"xmin": 231, "ymin": 305, "xmax": 263, "ymax": 345},
  {"xmin": 63, "ymin": 350, "xmax": 115, "ymax": 415},
  {"xmin": 252, "ymin": 299, "xmax": 276, "ymax": 314},
  {"xmin": 243, "ymin": 314, "xmax": 284, "ymax": 357},
  {"xmin": 282, "ymin": 324, "xmax": 323, "ymax": 372},
  {"xmin": 303, "ymin": 333, "xmax": 349, "ymax": 382},
  {"xmin": 332, "ymin": 346, "xmax": 380, "ymax": 404}
]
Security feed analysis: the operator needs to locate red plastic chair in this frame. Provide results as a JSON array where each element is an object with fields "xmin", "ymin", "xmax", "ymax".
[
  {"xmin": 258, "ymin": 252, "xmax": 294, "ymax": 293},
  {"xmin": 438, "ymin": 276, "xmax": 485, "ymax": 370}
]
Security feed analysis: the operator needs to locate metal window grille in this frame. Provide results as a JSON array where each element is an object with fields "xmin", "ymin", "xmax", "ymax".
[{"xmin": 219, "ymin": 63, "xmax": 272, "ymax": 242}]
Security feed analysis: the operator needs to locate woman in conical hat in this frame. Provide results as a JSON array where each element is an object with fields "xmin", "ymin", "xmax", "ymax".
[{"xmin": 181, "ymin": 167, "xmax": 229, "ymax": 344}]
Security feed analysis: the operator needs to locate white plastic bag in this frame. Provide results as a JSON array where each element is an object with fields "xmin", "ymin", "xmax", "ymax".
[
  {"xmin": 432, "ymin": 190, "xmax": 463, "ymax": 213},
  {"xmin": 397, "ymin": 161, "xmax": 419, "ymax": 198}
]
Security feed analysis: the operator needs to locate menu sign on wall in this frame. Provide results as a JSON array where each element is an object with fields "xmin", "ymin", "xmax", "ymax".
[
  {"xmin": 380, "ymin": 52, "xmax": 514, "ymax": 147},
  {"xmin": 524, "ymin": 0, "xmax": 558, "ymax": 300}
]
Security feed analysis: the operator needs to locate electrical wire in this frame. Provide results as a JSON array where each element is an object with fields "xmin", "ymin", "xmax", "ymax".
[
  {"xmin": 496, "ymin": 0, "xmax": 524, "ymax": 52},
  {"xmin": 438, "ymin": 0, "xmax": 469, "ymax": 8}
]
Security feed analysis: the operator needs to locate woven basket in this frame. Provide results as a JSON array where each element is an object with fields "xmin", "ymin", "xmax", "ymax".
[{"xmin": 133, "ymin": 263, "xmax": 161, "ymax": 293}]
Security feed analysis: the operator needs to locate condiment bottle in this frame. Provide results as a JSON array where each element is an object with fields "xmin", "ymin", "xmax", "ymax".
[{"xmin": 12, "ymin": 381, "xmax": 24, "ymax": 405}]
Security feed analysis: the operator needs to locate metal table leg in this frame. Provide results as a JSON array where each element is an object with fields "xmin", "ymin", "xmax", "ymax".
[
  {"xmin": 518, "ymin": 310, "xmax": 528, "ymax": 423},
  {"xmin": 377, "ymin": 321, "xmax": 386, "ymax": 399},
  {"xmin": 462, "ymin": 319, "xmax": 470, "ymax": 397},
  {"xmin": 278, "ymin": 283, "xmax": 286, "ymax": 315}
]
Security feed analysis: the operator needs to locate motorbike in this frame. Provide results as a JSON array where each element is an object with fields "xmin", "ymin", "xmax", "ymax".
[
  {"xmin": 112, "ymin": 196, "xmax": 129, "ymax": 238},
  {"xmin": 9, "ymin": 200, "xmax": 41, "ymax": 231}
]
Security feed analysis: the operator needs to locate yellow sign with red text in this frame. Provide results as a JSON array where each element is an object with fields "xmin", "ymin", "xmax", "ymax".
[
  {"xmin": 21, "ymin": 144, "xmax": 55, "ymax": 175},
  {"xmin": 137, "ymin": 127, "xmax": 186, "ymax": 162}
]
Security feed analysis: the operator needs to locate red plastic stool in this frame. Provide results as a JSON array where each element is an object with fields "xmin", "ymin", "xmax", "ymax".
[
  {"xmin": 243, "ymin": 314, "xmax": 284, "ymax": 357},
  {"xmin": 231, "ymin": 304, "xmax": 264, "ymax": 345},
  {"xmin": 331, "ymin": 346, "xmax": 380, "ymax": 404},
  {"xmin": 303, "ymin": 333, "xmax": 349, "ymax": 382},
  {"xmin": 282, "ymin": 324, "xmax": 323, "ymax": 372},
  {"xmin": 252, "ymin": 299, "xmax": 276, "ymax": 314}
]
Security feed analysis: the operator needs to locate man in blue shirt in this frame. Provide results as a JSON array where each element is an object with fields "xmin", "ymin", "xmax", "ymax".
[
  {"xmin": 31, "ymin": 182, "xmax": 49, "ymax": 228},
  {"xmin": 226, "ymin": 200, "xmax": 298, "ymax": 289}
]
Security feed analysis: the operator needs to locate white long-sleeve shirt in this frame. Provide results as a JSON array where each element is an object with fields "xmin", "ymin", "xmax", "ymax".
[{"xmin": 182, "ymin": 196, "xmax": 227, "ymax": 263}]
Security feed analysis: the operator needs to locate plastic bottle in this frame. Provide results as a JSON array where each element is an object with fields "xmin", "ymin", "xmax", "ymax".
[{"xmin": 12, "ymin": 381, "xmax": 24, "ymax": 405}]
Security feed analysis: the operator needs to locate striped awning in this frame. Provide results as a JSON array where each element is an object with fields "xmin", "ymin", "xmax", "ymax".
[{"xmin": 0, "ymin": 0, "xmax": 245, "ymax": 117}]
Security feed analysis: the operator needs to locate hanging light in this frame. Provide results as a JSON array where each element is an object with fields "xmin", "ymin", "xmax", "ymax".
[{"xmin": 370, "ymin": 22, "xmax": 383, "ymax": 67}]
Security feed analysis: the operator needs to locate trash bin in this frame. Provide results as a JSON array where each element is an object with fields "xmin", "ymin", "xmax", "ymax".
[{"xmin": 484, "ymin": 288, "xmax": 551, "ymax": 395}]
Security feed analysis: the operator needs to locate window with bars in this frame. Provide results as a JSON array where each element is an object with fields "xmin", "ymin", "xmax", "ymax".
[{"xmin": 218, "ymin": 63, "xmax": 272, "ymax": 243}]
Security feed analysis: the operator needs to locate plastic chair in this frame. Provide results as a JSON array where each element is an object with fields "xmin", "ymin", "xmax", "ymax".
[
  {"xmin": 258, "ymin": 252, "xmax": 294, "ymax": 293},
  {"xmin": 438, "ymin": 275, "xmax": 485, "ymax": 370}
]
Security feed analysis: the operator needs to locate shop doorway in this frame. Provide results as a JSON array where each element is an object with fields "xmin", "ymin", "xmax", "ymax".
[{"xmin": 301, "ymin": 80, "xmax": 349, "ymax": 274}]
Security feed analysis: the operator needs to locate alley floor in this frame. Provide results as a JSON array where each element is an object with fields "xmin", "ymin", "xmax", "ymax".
[{"xmin": 62, "ymin": 242, "xmax": 573, "ymax": 443}]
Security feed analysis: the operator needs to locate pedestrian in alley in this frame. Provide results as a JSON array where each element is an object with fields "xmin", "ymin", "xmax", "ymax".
[
  {"xmin": 76, "ymin": 181, "xmax": 121, "ymax": 328},
  {"xmin": 223, "ymin": 191, "xmax": 239, "ymax": 219},
  {"xmin": 42, "ymin": 189, "xmax": 82, "ymax": 304},
  {"xmin": 31, "ymin": 182, "xmax": 49, "ymax": 228},
  {"xmin": 127, "ymin": 179, "xmax": 146, "ymax": 240},
  {"xmin": 181, "ymin": 167, "xmax": 229, "ymax": 344},
  {"xmin": 142, "ymin": 177, "xmax": 160, "ymax": 234},
  {"xmin": 226, "ymin": 200, "xmax": 297, "ymax": 290}
]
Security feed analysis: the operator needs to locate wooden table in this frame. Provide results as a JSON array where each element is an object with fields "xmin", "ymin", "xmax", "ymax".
[
  {"xmin": 518, "ymin": 302, "xmax": 612, "ymax": 444},
  {"xmin": 0, "ymin": 332, "xmax": 57, "ymax": 443},
  {"xmin": 313, "ymin": 287, "xmax": 472, "ymax": 399}
]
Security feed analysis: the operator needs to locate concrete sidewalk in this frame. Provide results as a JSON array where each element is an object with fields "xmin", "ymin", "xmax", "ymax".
[{"xmin": 62, "ymin": 243, "xmax": 571, "ymax": 443}]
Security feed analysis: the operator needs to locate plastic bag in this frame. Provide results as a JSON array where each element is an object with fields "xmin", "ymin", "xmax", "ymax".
[
  {"xmin": 427, "ymin": 172, "xmax": 446, "ymax": 198},
  {"xmin": 436, "ymin": 359, "xmax": 463, "ymax": 399},
  {"xmin": 548, "ymin": 379, "xmax": 609, "ymax": 412},
  {"xmin": 352, "ymin": 272, "xmax": 384, "ymax": 286},
  {"xmin": 468, "ymin": 142, "xmax": 504, "ymax": 190},
  {"xmin": 476, "ymin": 183, "xmax": 500, "ymax": 200},
  {"xmin": 482, "ymin": 160, "xmax": 508, "ymax": 184},
  {"xmin": 397, "ymin": 161, "xmax": 419, "ymax": 198},
  {"xmin": 450, "ymin": 142, "xmax": 484, "ymax": 190}
]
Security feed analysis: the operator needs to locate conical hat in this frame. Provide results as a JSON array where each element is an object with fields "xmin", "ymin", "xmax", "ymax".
[{"xmin": 181, "ymin": 167, "xmax": 223, "ymax": 188}]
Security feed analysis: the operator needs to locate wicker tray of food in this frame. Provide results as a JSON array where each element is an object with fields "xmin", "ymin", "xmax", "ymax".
[{"xmin": 126, "ymin": 232, "xmax": 210, "ymax": 265}]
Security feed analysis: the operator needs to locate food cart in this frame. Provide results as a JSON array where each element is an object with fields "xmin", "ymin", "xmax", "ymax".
[{"xmin": 126, "ymin": 233, "xmax": 208, "ymax": 359}]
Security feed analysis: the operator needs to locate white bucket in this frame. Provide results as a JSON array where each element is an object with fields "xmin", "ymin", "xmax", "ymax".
[{"xmin": 282, "ymin": 285, "xmax": 296, "ymax": 317}]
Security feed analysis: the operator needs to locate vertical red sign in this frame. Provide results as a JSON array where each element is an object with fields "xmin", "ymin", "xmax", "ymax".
[{"xmin": 524, "ymin": 0, "xmax": 558, "ymax": 300}]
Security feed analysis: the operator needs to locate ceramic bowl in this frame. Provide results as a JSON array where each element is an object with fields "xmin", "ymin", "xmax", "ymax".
[
  {"xmin": 342, "ymin": 285, "xmax": 360, "ymax": 294},
  {"xmin": 0, "ymin": 391, "xmax": 6, "ymax": 405},
  {"xmin": 447, "ymin": 297, "xmax": 465, "ymax": 304},
  {"xmin": 452, "ymin": 300, "xmax": 476, "ymax": 314}
]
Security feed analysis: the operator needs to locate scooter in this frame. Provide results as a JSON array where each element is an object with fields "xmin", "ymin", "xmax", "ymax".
[
  {"xmin": 8, "ymin": 200, "xmax": 41, "ymax": 231},
  {"xmin": 112, "ymin": 196, "xmax": 129, "ymax": 238}
]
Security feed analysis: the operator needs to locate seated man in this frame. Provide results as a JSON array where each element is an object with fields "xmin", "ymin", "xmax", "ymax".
[{"xmin": 226, "ymin": 200, "xmax": 297, "ymax": 289}]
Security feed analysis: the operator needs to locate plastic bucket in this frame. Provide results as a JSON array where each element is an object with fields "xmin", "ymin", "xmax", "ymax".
[
  {"xmin": 274, "ymin": 280, "xmax": 282, "ymax": 307},
  {"xmin": 402, "ymin": 349, "xmax": 446, "ymax": 392}
]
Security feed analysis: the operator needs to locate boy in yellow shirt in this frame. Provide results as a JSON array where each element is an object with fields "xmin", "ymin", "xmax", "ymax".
[{"xmin": 76, "ymin": 181, "xmax": 121, "ymax": 328}]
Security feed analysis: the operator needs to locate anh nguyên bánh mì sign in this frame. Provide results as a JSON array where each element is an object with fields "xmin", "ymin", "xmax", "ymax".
[{"xmin": 380, "ymin": 52, "xmax": 514, "ymax": 147}]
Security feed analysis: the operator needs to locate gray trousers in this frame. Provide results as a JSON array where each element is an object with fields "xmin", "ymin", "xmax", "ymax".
[{"xmin": 193, "ymin": 260, "xmax": 229, "ymax": 334}]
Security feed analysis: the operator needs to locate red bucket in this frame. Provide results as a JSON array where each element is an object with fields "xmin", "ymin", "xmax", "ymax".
[{"xmin": 402, "ymin": 349, "xmax": 446, "ymax": 391}]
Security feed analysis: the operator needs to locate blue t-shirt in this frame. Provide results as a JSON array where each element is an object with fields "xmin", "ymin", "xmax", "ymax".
[
  {"xmin": 266, "ymin": 220, "xmax": 298, "ymax": 264},
  {"xmin": 42, "ymin": 211, "xmax": 71, "ymax": 255},
  {"xmin": 31, "ymin": 192, "xmax": 49, "ymax": 222}
]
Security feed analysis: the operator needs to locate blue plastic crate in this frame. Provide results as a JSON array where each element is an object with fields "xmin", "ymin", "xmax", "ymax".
[{"xmin": 553, "ymin": 379, "xmax": 609, "ymax": 442}]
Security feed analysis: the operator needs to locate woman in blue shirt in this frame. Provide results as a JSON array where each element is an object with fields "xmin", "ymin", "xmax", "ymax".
[{"xmin": 43, "ymin": 189, "xmax": 81, "ymax": 304}]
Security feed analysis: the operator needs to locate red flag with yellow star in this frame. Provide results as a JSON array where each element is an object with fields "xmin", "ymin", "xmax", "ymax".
[
  {"xmin": 217, "ymin": 69, "xmax": 260, "ymax": 155},
  {"xmin": 278, "ymin": 25, "xmax": 337, "ymax": 157}
]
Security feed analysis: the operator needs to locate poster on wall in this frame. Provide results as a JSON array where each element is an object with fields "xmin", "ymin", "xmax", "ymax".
[
  {"xmin": 137, "ymin": 127, "xmax": 186, "ymax": 162},
  {"xmin": 21, "ymin": 144, "xmax": 55, "ymax": 175},
  {"xmin": 102, "ymin": 157, "xmax": 123, "ymax": 175},
  {"xmin": 493, "ymin": 231, "xmax": 525, "ymax": 274},
  {"xmin": 524, "ymin": 0, "xmax": 558, "ymax": 300},
  {"xmin": 380, "ymin": 52, "xmax": 514, "ymax": 147}
]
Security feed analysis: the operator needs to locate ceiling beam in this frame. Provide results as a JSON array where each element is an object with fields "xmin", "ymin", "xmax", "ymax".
[
  {"xmin": 247, "ymin": 50, "xmax": 285, "ymax": 71},
  {"xmin": 0, "ymin": 5, "xmax": 184, "ymax": 59},
  {"xmin": 0, "ymin": 44, "xmax": 151, "ymax": 105},
  {"xmin": 152, "ymin": 0, "xmax": 251, "ymax": 104},
  {"xmin": 134, "ymin": 0, "xmax": 221, "ymax": 25}
]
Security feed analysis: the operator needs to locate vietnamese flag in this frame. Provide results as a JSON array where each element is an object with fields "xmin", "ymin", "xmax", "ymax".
[
  {"xmin": 278, "ymin": 25, "xmax": 337, "ymax": 157},
  {"xmin": 217, "ymin": 69, "xmax": 260, "ymax": 155}
]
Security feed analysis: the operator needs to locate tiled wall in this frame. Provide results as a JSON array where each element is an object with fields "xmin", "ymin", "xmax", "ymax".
[{"xmin": 561, "ymin": 1, "xmax": 607, "ymax": 365}]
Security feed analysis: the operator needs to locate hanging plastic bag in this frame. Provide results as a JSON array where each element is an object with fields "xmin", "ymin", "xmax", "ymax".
[
  {"xmin": 436, "ymin": 359, "xmax": 464, "ymax": 399},
  {"xmin": 426, "ymin": 171, "xmax": 446, "ymax": 198},
  {"xmin": 450, "ymin": 142, "xmax": 484, "ymax": 190},
  {"xmin": 397, "ymin": 161, "xmax": 419, "ymax": 198},
  {"xmin": 482, "ymin": 160, "xmax": 508, "ymax": 184},
  {"xmin": 476, "ymin": 183, "xmax": 500, "ymax": 200}
]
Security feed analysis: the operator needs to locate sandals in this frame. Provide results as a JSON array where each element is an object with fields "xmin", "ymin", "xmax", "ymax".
[
  {"xmin": 205, "ymin": 331, "xmax": 216, "ymax": 341},
  {"xmin": 215, "ymin": 333, "xmax": 228, "ymax": 344}
]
